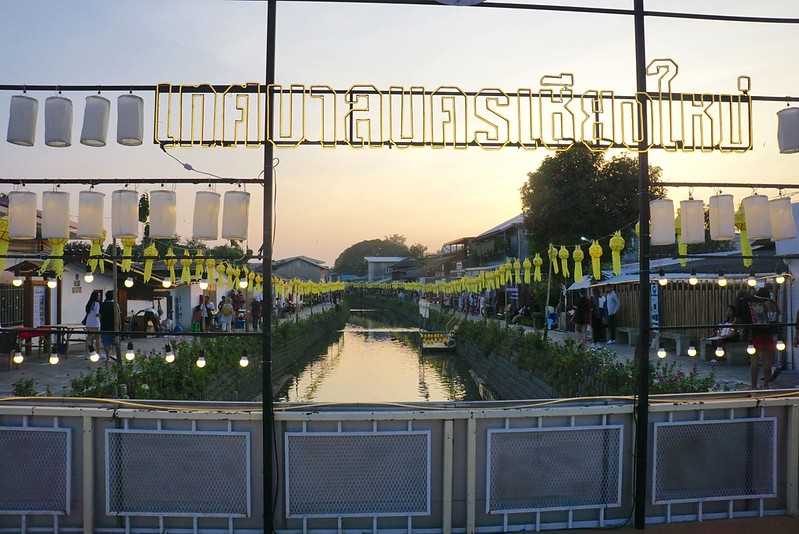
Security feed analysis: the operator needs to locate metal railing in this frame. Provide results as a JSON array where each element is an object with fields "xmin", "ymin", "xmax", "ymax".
[{"xmin": 0, "ymin": 392, "xmax": 796, "ymax": 533}]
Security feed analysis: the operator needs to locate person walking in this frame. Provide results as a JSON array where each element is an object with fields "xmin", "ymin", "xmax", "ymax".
[
  {"xmin": 219, "ymin": 296, "xmax": 234, "ymax": 332},
  {"xmin": 605, "ymin": 286, "xmax": 620, "ymax": 344},
  {"xmin": 99, "ymin": 290, "xmax": 120, "ymax": 361},
  {"xmin": 83, "ymin": 290, "xmax": 102, "ymax": 352},
  {"xmin": 748, "ymin": 286, "xmax": 779, "ymax": 389}
]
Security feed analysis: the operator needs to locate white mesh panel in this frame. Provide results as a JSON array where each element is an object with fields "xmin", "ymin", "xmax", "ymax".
[
  {"xmin": 653, "ymin": 418, "xmax": 777, "ymax": 504},
  {"xmin": 106, "ymin": 429, "xmax": 250, "ymax": 516},
  {"xmin": 487, "ymin": 425, "xmax": 623, "ymax": 513},
  {"xmin": 285, "ymin": 431, "xmax": 431, "ymax": 517}
]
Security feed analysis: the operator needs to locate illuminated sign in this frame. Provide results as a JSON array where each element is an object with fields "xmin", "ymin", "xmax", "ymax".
[{"xmin": 154, "ymin": 60, "xmax": 752, "ymax": 152}]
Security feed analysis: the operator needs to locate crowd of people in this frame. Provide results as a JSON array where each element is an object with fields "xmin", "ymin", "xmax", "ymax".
[
  {"xmin": 571, "ymin": 286, "xmax": 621, "ymax": 345},
  {"xmin": 191, "ymin": 290, "xmax": 263, "ymax": 332}
]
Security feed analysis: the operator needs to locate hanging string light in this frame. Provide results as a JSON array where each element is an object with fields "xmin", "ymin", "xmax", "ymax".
[
  {"xmin": 164, "ymin": 344, "xmax": 175, "ymax": 363},
  {"xmin": 49, "ymin": 351, "xmax": 59, "ymax": 365},
  {"xmin": 687, "ymin": 346, "xmax": 697, "ymax": 357},
  {"xmin": 239, "ymin": 353, "xmax": 249, "ymax": 368},
  {"xmin": 124, "ymin": 277, "xmax": 134, "ymax": 288},
  {"xmin": 717, "ymin": 273, "xmax": 727, "ymax": 287},
  {"xmin": 12, "ymin": 345, "xmax": 23, "ymax": 365},
  {"xmin": 715, "ymin": 346, "xmax": 726, "ymax": 358},
  {"xmin": 124, "ymin": 342, "xmax": 135, "ymax": 361},
  {"xmin": 196, "ymin": 351, "xmax": 207, "ymax": 368},
  {"xmin": 657, "ymin": 347, "xmax": 667, "ymax": 359},
  {"xmin": 88, "ymin": 344, "xmax": 100, "ymax": 363}
]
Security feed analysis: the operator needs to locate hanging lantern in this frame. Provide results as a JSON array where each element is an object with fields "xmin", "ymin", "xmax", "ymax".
[
  {"xmin": 769, "ymin": 197, "xmax": 797, "ymax": 241},
  {"xmin": 117, "ymin": 94, "xmax": 144, "ymax": 146},
  {"xmin": 8, "ymin": 191, "xmax": 37, "ymax": 239},
  {"xmin": 709, "ymin": 194, "xmax": 735, "ymax": 241},
  {"xmin": 80, "ymin": 95, "xmax": 110, "ymax": 147},
  {"xmin": 148, "ymin": 190, "xmax": 177, "ymax": 239},
  {"xmin": 78, "ymin": 190, "xmax": 105, "ymax": 239},
  {"xmin": 742, "ymin": 194, "xmax": 771, "ymax": 240},
  {"xmin": 111, "ymin": 189, "xmax": 139, "ymax": 239},
  {"xmin": 777, "ymin": 107, "xmax": 799, "ymax": 154},
  {"xmin": 193, "ymin": 191, "xmax": 221, "ymax": 240},
  {"xmin": 679, "ymin": 199, "xmax": 705, "ymax": 244},
  {"xmin": 44, "ymin": 96, "xmax": 73, "ymax": 147},
  {"xmin": 222, "ymin": 190, "xmax": 250, "ymax": 241},
  {"xmin": 7, "ymin": 95, "xmax": 38, "ymax": 146},
  {"xmin": 41, "ymin": 191, "xmax": 70, "ymax": 239},
  {"xmin": 650, "ymin": 199, "xmax": 675, "ymax": 245}
]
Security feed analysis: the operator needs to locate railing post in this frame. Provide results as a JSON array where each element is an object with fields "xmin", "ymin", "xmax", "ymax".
[
  {"xmin": 82, "ymin": 416, "xmax": 94, "ymax": 534},
  {"xmin": 466, "ymin": 415, "xmax": 477, "ymax": 534},
  {"xmin": 787, "ymin": 402, "xmax": 799, "ymax": 516},
  {"xmin": 442, "ymin": 420, "xmax": 454, "ymax": 534}
]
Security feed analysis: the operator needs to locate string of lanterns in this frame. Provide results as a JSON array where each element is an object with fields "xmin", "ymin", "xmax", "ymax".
[{"xmin": 7, "ymin": 92, "xmax": 144, "ymax": 147}]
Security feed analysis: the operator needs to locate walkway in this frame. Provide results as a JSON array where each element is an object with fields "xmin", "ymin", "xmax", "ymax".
[
  {"xmin": 438, "ymin": 307, "xmax": 798, "ymax": 391},
  {"xmin": 0, "ymin": 302, "xmax": 334, "ymax": 397}
]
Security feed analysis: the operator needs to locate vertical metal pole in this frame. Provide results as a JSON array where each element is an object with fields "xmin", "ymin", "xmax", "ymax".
[
  {"xmin": 633, "ymin": 0, "xmax": 650, "ymax": 529},
  {"xmin": 264, "ymin": 1, "xmax": 277, "ymax": 533}
]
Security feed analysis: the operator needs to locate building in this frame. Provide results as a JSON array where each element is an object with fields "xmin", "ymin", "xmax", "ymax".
[
  {"xmin": 467, "ymin": 213, "xmax": 529, "ymax": 267},
  {"xmin": 272, "ymin": 256, "xmax": 330, "ymax": 281},
  {"xmin": 364, "ymin": 256, "xmax": 406, "ymax": 282}
]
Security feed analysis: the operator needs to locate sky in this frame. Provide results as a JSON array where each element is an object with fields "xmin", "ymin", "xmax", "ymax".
[{"xmin": 1, "ymin": 0, "xmax": 799, "ymax": 266}]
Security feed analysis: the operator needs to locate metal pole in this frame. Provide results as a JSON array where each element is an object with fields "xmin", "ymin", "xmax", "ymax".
[
  {"xmin": 633, "ymin": 0, "xmax": 650, "ymax": 529},
  {"xmin": 263, "ymin": 1, "xmax": 277, "ymax": 533}
]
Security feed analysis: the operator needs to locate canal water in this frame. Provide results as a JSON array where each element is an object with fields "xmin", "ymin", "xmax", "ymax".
[{"xmin": 277, "ymin": 313, "xmax": 479, "ymax": 403}]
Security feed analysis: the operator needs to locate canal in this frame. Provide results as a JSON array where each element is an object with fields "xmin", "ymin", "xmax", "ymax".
[{"xmin": 277, "ymin": 311, "xmax": 480, "ymax": 402}]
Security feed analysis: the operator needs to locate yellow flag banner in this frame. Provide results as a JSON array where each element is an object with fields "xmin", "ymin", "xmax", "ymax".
[
  {"xmin": 572, "ymin": 245, "xmax": 584, "ymax": 283},
  {"xmin": 589, "ymin": 240, "xmax": 603, "ymax": 280},
  {"xmin": 121, "ymin": 238, "xmax": 136, "ymax": 272},
  {"xmin": 180, "ymin": 250, "xmax": 192, "ymax": 285},
  {"xmin": 0, "ymin": 218, "xmax": 8, "ymax": 272},
  {"xmin": 165, "ymin": 247, "xmax": 177, "ymax": 283},
  {"xmin": 532, "ymin": 254, "xmax": 542, "ymax": 282},
  {"xmin": 548, "ymin": 244, "xmax": 559, "ymax": 275},
  {"xmin": 558, "ymin": 246, "xmax": 570, "ymax": 278},
  {"xmin": 142, "ymin": 242, "xmax": 158, "ymax": 282},
  {"xmin": 609, "ymin": 231, "xmax": 625, "ymax": 276}
]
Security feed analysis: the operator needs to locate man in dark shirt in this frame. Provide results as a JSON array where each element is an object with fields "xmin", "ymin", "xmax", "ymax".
[{"xmin": 99, "ymin": 290, "xmax": 120, "ymax": 361}]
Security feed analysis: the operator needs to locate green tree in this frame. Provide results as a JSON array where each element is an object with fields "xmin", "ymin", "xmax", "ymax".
[
  {"xmin": 520, "ymin": 145, "xmax": 664, "ymax": 251},
  {"xmin": 334, "ymin": 237, "xmax": 411, "ymax": 276},
  {"xmin": 409, "ymin": 243, "xmax": 427, "ymax": 259}
]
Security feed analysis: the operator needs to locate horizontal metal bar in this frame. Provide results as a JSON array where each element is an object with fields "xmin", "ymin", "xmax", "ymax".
[
  {"xmin": 0, "ymin": 327, "xmax": 264, "ymax": 337},
  {"xmin": 0, "ymin": 177, "xmax": 263, "ymax": 185},
  {"xmin": 661, "ymin": 181, "xmax": 799, "ymax": 189},
  {"xmin": 0, "ymin": 254, "xmax": 260, "ymax": 261},
  {"xmin": 653, "ymin": 322, "xmax": 796, "ymax": 331}
]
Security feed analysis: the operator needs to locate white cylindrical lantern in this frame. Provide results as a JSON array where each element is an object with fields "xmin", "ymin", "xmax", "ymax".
[
  {"xmin": 7, "ymin": 95, "xmax": 38, "ymax": 146},
  {"xmin": 650, "ymin": 199, "xmax": 675, "ymax": 246},
  {"xmin": 78, "ymin": 190, "xmax": 105, "ymax": 239},
  {"xmin": 193, "ymin": 191, "xmax": 221, "ymax": 241},
  {"xmin": 742, "ymin": 194, "xmax": 771, "ymax": 240},
  {"xmin": 222, "ymin": 191, "xmax": 250, "ymax": 241},
  {"xmin": 111, "ymin": 189, "xmax": 139, "ymax": 239},
  {"xmin": 80, "ymin": 95, "xmax": 110, "ymax": 147},
  {"xmin": 44, "ymin": 96, "xmax": 72, "ymax": 147},
  {"xmin": 769, "ymin": 197, "xmax": 797, "ymax": 241},
  {"xmin": 8, "ymin": 191, "xmax": 37, "ymax": 239},
  {"xmin": 679, "ymin": 199, "xmax": 705, "ymax": 244},
  {"xmin": 149, "ymin": 190, "xmax": 177, "ymax": 239},
  {"xmin": 41, "ymin": 191, "xmax": 70, "ymax": 239},
  {"xmin": 709, "ymin": 194, "xmax": 735, "ymax": 240},
  {"xmin": 778, "ymin": 107, "xmax": 799, "ymax": 154},
  {"xmin": 117, "ymin": 94, "xmax": 144, "ymax": 146}
]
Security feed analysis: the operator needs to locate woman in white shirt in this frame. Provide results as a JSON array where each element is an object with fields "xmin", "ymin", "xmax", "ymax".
[{"xmin": 83, "ymin": 290, "xmax": 102, "ymax": 352}]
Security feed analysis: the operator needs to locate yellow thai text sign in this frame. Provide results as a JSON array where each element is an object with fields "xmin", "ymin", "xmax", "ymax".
[{"xmin": 154, "ymin": 60, "xmax": 752, "ymax": 153}]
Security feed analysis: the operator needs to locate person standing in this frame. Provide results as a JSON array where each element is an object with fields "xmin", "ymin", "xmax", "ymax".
[
  {"xmin": 574, "ymin": 291, "xmax": 592, "ymax": 344},
  {"xmin": 748, "ymin": 286, "xmax": 778, "ymax": 389},
  {"xmin": 250, "ymin": 297, "xmax": 262, "ymax": 331},
  {"xmin": 219, "ymin": 296, "xmax": 234, "ymax": 332},
  {"xmin": 99, "ymin": 290, "xmax": 120, "ymax": 361},
  {"xmin": 605, "ymin": 286, "xmax": 620, "ymax": 344},
  {"xmin": 83, "ymin": 290, "xmax": 102, "ymax": 352}
]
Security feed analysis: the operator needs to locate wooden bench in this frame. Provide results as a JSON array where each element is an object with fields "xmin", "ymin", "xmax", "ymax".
[
  {"xmin": 659, "ymin": 332, "xmax": 694, "ymax": 356},
  {"xmin": 616, "ymin": 327, "xmax": 639, "ymax": 346},
  {"xmin": 700, "ymin": 338, "xmax": 750, "ymax": 365}
]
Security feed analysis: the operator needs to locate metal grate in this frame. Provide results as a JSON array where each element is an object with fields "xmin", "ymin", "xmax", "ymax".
[
  {"xmin": 653, "ymin": 417, "xmax": 777, "ymax": 504},
  {"xmin": 0, "ymin": 285, "xmax": 23, "ymax": 328},
  {"xmin": 487, "ymin": 425, "xmax": 623, "ymax": 513},
  {"xmin": 0, "ymin": 427, "xmax": 70, "ymax": 513},
  {"xmin": 285, "ymin": 431, "xmax": 431, "ymax": 518},
  {"xmin": 106, "ymin": 429, "xmax": 250, "ymax": 517}
]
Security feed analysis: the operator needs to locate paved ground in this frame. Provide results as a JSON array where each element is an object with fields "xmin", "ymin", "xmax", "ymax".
[{"xmin": 0, "ymin": 303, "xmax": 333, "ymax": 397}]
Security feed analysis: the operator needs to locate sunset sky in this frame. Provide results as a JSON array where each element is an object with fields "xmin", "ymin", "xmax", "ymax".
[{"xmin": 2, "ymin": 0, "xmax": 799, "ymax": 266}]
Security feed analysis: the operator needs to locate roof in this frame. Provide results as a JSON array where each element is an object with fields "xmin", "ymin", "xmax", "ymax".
[
  {"xmin": 442, "ymin": 236, "xmax": 474, "ymax": 247},
  {"xmin": 364, "ymin": 256, "xmax": 406, "ymax": 263},
  {"xmin": 475, "ymin": 214, "xmax": 525, "ymax": 239},
  {"xmin": 273, "ymin": 256, "xmax": 328, "ymax": 269}
]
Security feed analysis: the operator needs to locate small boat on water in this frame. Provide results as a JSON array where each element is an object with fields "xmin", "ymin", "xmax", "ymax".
[{"xmin": 420, "ymin": 331, "xmax": 455, "ymax": 352}]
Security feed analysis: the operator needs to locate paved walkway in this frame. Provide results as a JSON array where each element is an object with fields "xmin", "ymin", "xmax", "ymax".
[{"xmin": 0, "ymin": 303, "xmax": 334, "ymax": 397}]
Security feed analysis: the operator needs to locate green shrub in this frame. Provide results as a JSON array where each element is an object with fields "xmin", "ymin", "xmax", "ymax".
[{"xmin": 12, "ymin": 378, "xmax": 36, "ymax": 397}]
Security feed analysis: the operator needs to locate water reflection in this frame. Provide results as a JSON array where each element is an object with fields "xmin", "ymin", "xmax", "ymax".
[{"xmin": 278, "ymin": 317, "xmax": 478, "ymax": 403}]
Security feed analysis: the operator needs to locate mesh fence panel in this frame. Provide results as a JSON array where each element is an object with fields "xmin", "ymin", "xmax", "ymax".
[
  {"xmin": 487, "ymin": 426, "xmax": 622, "ymax": 512},
  {"xmin": 653, "ymin": 418, "xmax": 776, "ymax": 503},
  {"xmin": 0, "ymin": 428, "xmax": 70, "ymax": 513},
  {"xmin": 107, "ymin": 430, "xmax": 249, "ymax": 516},
  {"xmin": 286, "ymin": 432, "xmax": 430, "ymax": 517}
]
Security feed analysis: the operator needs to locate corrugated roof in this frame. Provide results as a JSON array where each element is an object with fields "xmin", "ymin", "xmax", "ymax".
[{"xmin": 475, "ymin": 214, "xmax": 525, "ymax": 239}]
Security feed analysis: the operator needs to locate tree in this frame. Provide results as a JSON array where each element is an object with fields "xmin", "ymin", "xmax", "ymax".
[
  {"xmin": 520, "ymin": 145, "xmax": 664, "ymax": 252},
  {"xmin": 334, "ymin": 237, "xmax": 411, "ymax": 276},
  {"xmin": 409, "ymin": 243, "xmax": 427, "ymax": 259}
]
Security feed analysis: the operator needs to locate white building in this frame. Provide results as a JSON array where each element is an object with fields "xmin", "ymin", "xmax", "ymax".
[{"xmin": 364, "ymin": 256, "xmax": 406, "ymax": 282}]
